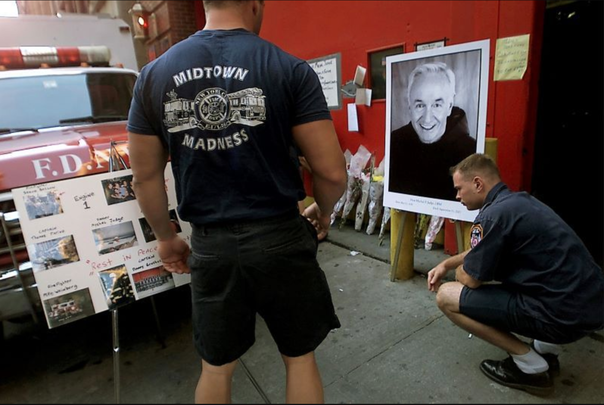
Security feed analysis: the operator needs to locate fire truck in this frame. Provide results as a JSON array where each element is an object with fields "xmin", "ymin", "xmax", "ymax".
[{"xmin": 0, "ymin": 43, "xmax": 138, "ymax": 329}]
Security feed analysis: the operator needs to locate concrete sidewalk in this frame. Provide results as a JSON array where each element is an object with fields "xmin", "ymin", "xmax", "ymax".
[{"xmin": 0, "ymin": 225, "xmax": 602, "ymax": 403}]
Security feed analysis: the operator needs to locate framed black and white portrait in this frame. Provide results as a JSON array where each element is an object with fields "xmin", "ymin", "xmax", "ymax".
[{"xmin": 383, "ymin": 39, "xmax": 490, "ymax": 222}]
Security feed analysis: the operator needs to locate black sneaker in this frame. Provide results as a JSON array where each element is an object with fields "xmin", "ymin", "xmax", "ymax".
[
  {"xmin": 530, "ymin": 341, "xmax": 560, "ymax": 377},
  {"xmin": 480, "ymin": 357, "xmax": 554, "ymax": 396}
]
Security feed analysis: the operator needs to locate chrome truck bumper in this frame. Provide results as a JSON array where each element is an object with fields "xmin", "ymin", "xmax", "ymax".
[{"xmin": 0, "ymin": 191, "xmax": 41, "ymax": 325}]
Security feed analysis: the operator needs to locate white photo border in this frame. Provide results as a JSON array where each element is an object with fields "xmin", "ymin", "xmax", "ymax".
[{"xmin": 383, "ymin": 39, "xmax": 490, "ymax": 222}]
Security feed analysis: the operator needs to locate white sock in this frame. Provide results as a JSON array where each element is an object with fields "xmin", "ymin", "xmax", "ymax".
[
  {"xmin": 534, "ymin": 340, "xmax": 562, "ymax": 356},
  {"xmin": 511, "ymin": 348, "xmax": 549, "ymax": 374}
]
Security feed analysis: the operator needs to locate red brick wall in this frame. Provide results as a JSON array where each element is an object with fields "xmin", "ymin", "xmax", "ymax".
[
  {"xmin": 141, "ymin": 0, "xmax": 197, "ymax": 60},
  {"xmin": 169, "ymin": 1, "xmax": 198, "ymax": 42}
]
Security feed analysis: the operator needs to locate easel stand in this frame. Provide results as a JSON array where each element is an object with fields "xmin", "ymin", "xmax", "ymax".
[
  {"xmin": 389, "ymin": 210, "xmax": 415, "ymax": 282},
  {"xmin": 389, "ymin": 209, "xmax": 469, "ymax": 282},
  {"xmin": 112, "ymin": 309, "xmax": 120, "ymax": 404},
  {"xmin": 107, "ymin": 142, "xmax": 165, "ymax": 403},
  {"xmin": 455, "ymin": 221, "xmax": 465, "ymax": 256},
  {"xmin": 0, "ymin": 212, "xmax": 40, "ymax": 325},
  {"xmin": 110, "ymin": 296, "xmax": 165, "ymax": 403},
  {"xmin": 108, "ymin": 141, "xmax": 124, "ymax": 404}
]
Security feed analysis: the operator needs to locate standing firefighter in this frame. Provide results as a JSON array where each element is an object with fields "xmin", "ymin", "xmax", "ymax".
[{"xmin": 127, "ymin": 1, "xmax": 347, "ymax": 403}]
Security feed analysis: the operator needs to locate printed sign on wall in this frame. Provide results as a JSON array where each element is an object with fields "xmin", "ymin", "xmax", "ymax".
[
  {"xmin": 12, "ymin": 163, "xmax": 191, "ymax": 329},
  {"xmin": 307, "ymin": 52, "xmax": 342, "ymax": 110}
]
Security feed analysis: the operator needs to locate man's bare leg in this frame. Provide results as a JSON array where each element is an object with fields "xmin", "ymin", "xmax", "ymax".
[
  {"xmin": 282, "ymin": 352, "xmax": 324, "ymax": 404},
  {"xmin": 436, "ymin": 282, "xmax": 529, "ymax": 355},
  {"xmin": 195, "ymin": 359, "xmax": 238, "ymax": 404}
]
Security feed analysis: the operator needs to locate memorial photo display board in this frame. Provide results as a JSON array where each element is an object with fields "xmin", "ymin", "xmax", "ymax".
[
  {"xmin": 384, "ymin": 39, "xmax": 490, "ymax": 222},
  {"xmin": 12, "ymin": 163, "xmax": 191, "ymax": 329}
]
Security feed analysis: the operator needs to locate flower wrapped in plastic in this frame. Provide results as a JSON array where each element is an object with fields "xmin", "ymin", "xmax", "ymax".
[
  {"xmin": 366, "ymin": 158, "xmax": 385, "ymax": 235},
  {"xmin": 378, "ymin": 207, "xmax": 391, "ymax": 246},
  {"xmin": 366, "ymin": 175, "xmax": 384, "ymax": 235},
  {"xmin": 341, "ymin": 174, "xmax": 364, "ymax": 228},
  {"xmin": 424, "ymin": 215, "xmax": 444, "ymax": 251},
  {"xmin": 339, "ymin": 145, "xmax": 372, "ymax": 227},
  {"xmin": 354, "ymin": 171, "xmax": 371, "ymax": 231},
  {"xmin": 330, "ymin": 149, "xmax": 352, "ymax": 225}
]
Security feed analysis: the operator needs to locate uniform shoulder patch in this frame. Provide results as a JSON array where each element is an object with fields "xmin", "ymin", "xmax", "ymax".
[{"xmin": 470, "ymin": 224, "xmax": 483, "ymax": 248}]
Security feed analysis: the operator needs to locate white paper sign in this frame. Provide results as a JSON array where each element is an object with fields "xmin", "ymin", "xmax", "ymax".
[
  {"xmin": 308, "ymin": 53, "xmax": 342, "ymax": 110},
  {"xmin": 494, "ymin": 34, "xmax": 530, "ymax": 81},
  {"xmin": 353, "ymin": 65, "xmax": 367, "ymax": 87},
  {"xmin": 355, "ymin": 88, "xmax": 372, "ymax": 106},
  {"xmin": 12, "ymin": 163, "xmax": 191, "ymax": 329},
  {"xmin": 347, "ymin": 103, "xmax": 359, "ymax": 132}
]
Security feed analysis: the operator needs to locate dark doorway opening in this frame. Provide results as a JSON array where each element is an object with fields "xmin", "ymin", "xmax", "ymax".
[{"xmin": 531, "ymin": 0, "xmax": 603, "ymax": 267}]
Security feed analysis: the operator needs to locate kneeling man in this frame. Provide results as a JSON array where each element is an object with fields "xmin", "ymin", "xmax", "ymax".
[{"xmin": 427, "ymin": 153, "xmax": 604, "ymax": 396}]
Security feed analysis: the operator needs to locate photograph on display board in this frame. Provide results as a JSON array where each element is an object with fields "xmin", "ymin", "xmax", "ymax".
[
  {"xmin": 138, "ymin": 216, "xmax": 155, "ymax": 243},
  {"xmin": 139, "ymin": 209, "xmax": 182, "ymax": 243},
  {"xmin": 92, "ymin": 221, "xmax": 139, "ymax": 255},
  {"xmin": 101, "ymin": 175, "xmax": 136, "ymax": 205},
  {"xmin": 132, "ymin": 266, "xmax": 175, "ymax": 295},
  {"xmin": 169, "ymin": 209, "xmax": 183, "ymax": 233},
  {"xmin": 28, "ymin": 235, "xmax": 80, "ymax": 273},
  {"xmin": 384, "ymin": 40, "xmax": 489, "ymax": 221},
  {"xmin": 98, "ymin": 265, "xmax": 135, "ymax": 309},
  {"xmin": 10, "ymin": 161, "xmax": 191, "ymax": 329},
  {"xmin": 43, "ymin": 288, "xmax": 96, "ymax": 328},
  {"xmin": 23, "ymin": 191, "xmax": 64, "ymax": 220}
]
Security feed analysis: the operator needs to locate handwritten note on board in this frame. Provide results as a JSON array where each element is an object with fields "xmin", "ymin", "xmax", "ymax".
[
  {"xmin": 494, "ymin": 34, "xmax": 530, "ymax": 81},
  {"xmin": 308, "ymin": 53, "xmax": 342, "ymax": 110}
]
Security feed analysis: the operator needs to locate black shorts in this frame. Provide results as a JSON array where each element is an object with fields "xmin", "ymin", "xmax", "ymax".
[
  {"xmin": 459, "ymin": 284, "xmax": 588, "ymax": 344},
  {"xmin": 188, "ymin": 209, "xmax": 341, "ymax": 366}
]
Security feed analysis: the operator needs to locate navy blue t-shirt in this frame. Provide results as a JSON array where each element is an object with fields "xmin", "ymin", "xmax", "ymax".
[
  {"xmin": 464, "ymin": 182, "xmax": 604, "ymax": 331},
  {"xmin": 127, "ymin": 29, "xmax": 331, "ymax": 224}
]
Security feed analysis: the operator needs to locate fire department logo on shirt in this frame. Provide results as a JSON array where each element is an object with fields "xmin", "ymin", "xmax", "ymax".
[
  {"xmin": 195, "ymin": 88, "xmax": 230, "ymax": 130},
  {"xmin": 163, "ymin": 87, "xmax": 266, "ymax": 133},
  {"xmin": 470, "ymin": 224, "xmax": 483, "ymax": 248}
]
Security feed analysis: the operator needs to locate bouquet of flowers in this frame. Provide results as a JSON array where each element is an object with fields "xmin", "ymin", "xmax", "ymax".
[
  {"xmin": 354, "ymin": 171, "xmax": 372, "ymax": 231},
  {"xmin": 366, "ymin": 175, "xmax": 384, "ymax": 235},
  {"xmin": 339, "ymin": 145, "xmax": 372, "ymax": 227},
  {"xmin": 341, "ymin": 174, "xmax": 363, "ymax": 228},
  {"xmin": 424, "ymin": 215, "xmax": 445, "ymax": 251},
  {"xmin": 378, "ymin": 207, "xmax": 391, "ymax": 246},
  {"xmin": 366, "ymin": 158, "xmax": 385, "ymax": 235},
  {"xmin": 330, "ymin": 149, "xmax": 352, "ymax": 225}
]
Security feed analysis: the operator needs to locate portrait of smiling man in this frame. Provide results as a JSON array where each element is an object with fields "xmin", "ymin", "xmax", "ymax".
[{"xmin": 388, "ymin": 61, "xmax": 477, "ymax": 201}]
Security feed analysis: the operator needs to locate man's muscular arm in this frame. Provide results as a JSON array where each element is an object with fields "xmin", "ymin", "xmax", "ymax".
[
  {"xmin": 455, "ymin": 265, "xmax": 482, "ymax": 289},
  {"xmin": 129, "ymin": 132, "xmax": 190, "ymax": 274}
]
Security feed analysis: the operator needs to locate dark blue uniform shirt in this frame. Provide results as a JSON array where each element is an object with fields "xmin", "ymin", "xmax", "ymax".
[
  {"xmin": 464, "ymin": 182, "xmax": 604, "ymax": 331},
  {"xmin": 127, "ymin": 29, "xmax": 331, "ymax": 225}
]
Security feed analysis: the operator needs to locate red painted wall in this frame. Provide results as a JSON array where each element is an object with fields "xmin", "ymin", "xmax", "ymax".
[
  {"xmin": 194, "ymin": 0, "xmax": 205, "ymax": 29},
  {"xmin": 195, "ymin": 0, "xmax": 544, "ymax": 193}
]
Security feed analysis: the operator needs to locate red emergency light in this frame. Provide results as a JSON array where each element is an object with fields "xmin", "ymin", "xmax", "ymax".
[
  {"xmin": 0, "ymin": 46, "xmax": 111, "ymax": 70},
  {"xmin": 137, "ymin": 15, "xmax": 148, "ymax": 29}
]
